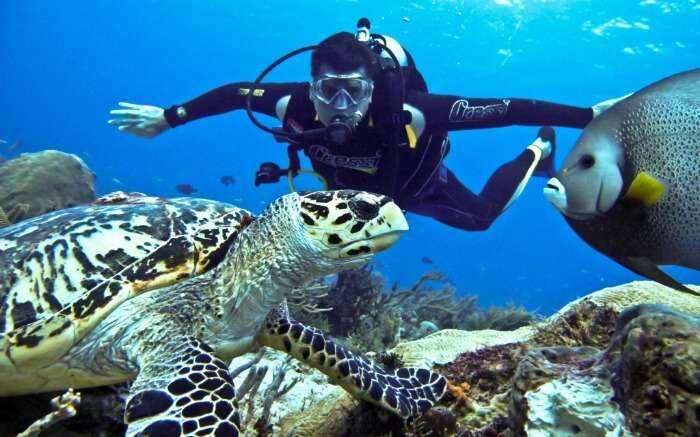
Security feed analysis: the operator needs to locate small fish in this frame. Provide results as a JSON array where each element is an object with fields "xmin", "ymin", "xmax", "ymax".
[
  {"xmin": 112, "ymin": 177, "xmax": 122, "ymax": 185},
  {"xmin": 420, "ymin": 256, "xmax": 433, "ymax": 264},
  {"xmin": 0, "ymin": 139, "xmax": 7, "ymax": 144},
  {"xmin": 176, "ymin": 184, "xmax": 197, "ymax": 195},
  {"xmin": 152, "ymin": 176, "xmax": 164, "ymax": 184},
  {"xmin": 402, "ymin": 16, "xmax": 410, "ymax": 23},
  {"xmin": 5, "ymin": 141, "xmax": 21, "ymax": 153},
  {"xmin": 220, "ymin": 175, "xmax": 236, "ymax": 186}
]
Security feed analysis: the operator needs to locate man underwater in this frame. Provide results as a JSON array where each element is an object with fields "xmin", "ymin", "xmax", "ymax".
[{"xmin": 109, "ymin": 25, "xmax": 621, "ymax": 231}]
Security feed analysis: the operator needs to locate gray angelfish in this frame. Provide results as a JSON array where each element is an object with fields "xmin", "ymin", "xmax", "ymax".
[{"xmin": 544, "ymin": 69, "xmax": 700, "ymax": 294}]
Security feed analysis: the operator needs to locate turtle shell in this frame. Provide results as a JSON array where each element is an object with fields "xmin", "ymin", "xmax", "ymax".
[{"xmin": 0, "ymin": 193, "xmax": 252, "ymax": 334}]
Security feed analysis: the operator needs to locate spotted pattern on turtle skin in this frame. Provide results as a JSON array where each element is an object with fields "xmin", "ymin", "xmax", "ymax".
[
  {"xmin": 296, "ymin": 190, "xmax": 404, "ymax": 260},
  {"xmin": 125, "ymin": 337, "xmax": 240, "ymax": 437},
  {"xmin": 0, "ymin": 197, "xmax": 252, "ymax": 369},
  {"xmin": 258, "ymin": 306, "xmax": 447, "ymax": 419}
]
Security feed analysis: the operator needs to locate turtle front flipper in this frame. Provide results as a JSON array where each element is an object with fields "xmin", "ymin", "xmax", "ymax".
[
  {"xmin": 258, "ymin": 306, "xmax": 447, "ymax": 419},
  {"xmin": 125, "ymin": 336, "xmax": 241, "ymax": 437}
]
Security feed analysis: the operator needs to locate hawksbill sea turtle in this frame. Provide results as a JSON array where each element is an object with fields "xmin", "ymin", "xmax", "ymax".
[{"xmin": 0, "ymin": 190, "xmax": 447, "ymax": 436}]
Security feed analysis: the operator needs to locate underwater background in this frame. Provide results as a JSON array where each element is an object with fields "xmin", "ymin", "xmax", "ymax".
[{"xmin": 2, "ymin": 0, "xmax": 698, "ymax": 314}]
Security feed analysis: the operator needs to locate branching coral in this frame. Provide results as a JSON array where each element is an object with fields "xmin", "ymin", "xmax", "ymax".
[
  {"xmin": 295, "ymin": 265, "xmax": 540, "ymax": 355},
  {"xmin": 233, "ymin": 350, "xmax": 302, "ymax": 436}
]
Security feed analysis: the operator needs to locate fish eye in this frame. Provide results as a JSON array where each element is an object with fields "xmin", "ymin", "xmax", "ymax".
[{"xmin": 579, "ymin": 154, "xmax": 596, "ymax": 169}]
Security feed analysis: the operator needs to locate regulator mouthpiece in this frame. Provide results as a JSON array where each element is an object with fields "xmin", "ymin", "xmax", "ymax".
[
  {"xmin": 326, "ymin": 115, "xmax": 355, "ymax": 147},
  {"xmin": 356, "ymin": 17, "xmax": 371, "ymax": 43}
]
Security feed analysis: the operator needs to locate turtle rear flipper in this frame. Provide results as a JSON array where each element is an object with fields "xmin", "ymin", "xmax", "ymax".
[
  {"xmin": 258, "ymin": 306, "xmax": 447, "ymax": 419},
  {"xmin": 124, "ymin": 336, "xmax": 240, "ymax": 437},
  {"xmin": 1, "ymin": 234, "xmax": 200, "ymax": 370}
]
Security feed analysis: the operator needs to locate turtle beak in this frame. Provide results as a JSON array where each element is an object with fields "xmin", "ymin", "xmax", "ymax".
[
  {"xmin": 337, "ymin": 200, "xmax": 409, "ymax": 258},
  {"xmin": 365, "ymin": 202, "xmax": 408, "ymax": 252}
]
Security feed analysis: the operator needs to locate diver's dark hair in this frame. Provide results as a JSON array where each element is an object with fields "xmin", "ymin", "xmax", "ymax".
[{"xmin": 311, "ymin": 32, "xmax": 380, "ymax": 78}]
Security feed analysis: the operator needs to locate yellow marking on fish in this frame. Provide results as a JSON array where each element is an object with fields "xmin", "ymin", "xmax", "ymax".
[
  {"xmin": 405, "ymin": 125, "xmax": 417, "ymax": 148},
  {"xmin": 623, "ymin": 171, "xmax": 665, "ymax": 208}
]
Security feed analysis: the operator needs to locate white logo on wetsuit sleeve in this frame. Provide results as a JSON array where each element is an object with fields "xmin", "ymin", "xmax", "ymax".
[
  {"xmin": 309, "ymin": 145, "xmax": 383, "ymax": 174},
  {"xmin": 448, "ymin": 99, "xmax": 511, "ymax": 122}
]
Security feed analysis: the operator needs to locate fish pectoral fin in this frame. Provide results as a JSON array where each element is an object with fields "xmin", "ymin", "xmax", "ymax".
[
  {"xmin": 618, "ymin": 256, "xmax": 699, "ymax": 295},
  {"xmin": 622, "ymin": 171, "xmax": 666, "ymax": 208}
]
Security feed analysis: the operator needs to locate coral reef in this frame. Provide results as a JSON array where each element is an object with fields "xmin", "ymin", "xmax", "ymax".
[
  {"xmin": 391, "ymin": 327, "xmax": 536, "ymax": 368},
  {"xmin": 296, "ymin": 281, "xmax": 700, "ymax": 436},
  {"xmin": 296, "ymin": 265, "xmax": 539, "ymax": 355},
  {"xmin": 0, "ymin": 150, "xmax": 95, "ymax": 224},
  {"xmin": 521, "ymin": 373, "xmax": 627, "ymax": 436},
  {"xmin": 609, "ymin": 304, "xmax": 700, "ymax": 435},
  {"xmin": 532, "ymin": 300, "xmax": 619, "ymax": 349},
  {"xmin": 508, "ymin": 346, "xmax": 627, "ymax": 436}
]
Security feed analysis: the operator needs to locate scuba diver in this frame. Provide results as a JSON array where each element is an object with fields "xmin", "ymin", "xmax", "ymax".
[{"xmin": 109, "ymin": 19, "xmax": 623, "ymax": 231}]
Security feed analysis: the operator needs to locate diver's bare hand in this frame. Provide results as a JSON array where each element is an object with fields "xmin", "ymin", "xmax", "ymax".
[{"xmin": 108, "ymin": 102, "xmax": 170, "ymax": 138}]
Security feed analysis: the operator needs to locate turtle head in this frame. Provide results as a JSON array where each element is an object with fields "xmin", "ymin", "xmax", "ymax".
[
  {"xmin": 257, "ymin": 190, "xmax": 408, "ymax": 278},
  {"xmin": 297, "ymin": 190, "xmax": 408, "ymax": 263}
]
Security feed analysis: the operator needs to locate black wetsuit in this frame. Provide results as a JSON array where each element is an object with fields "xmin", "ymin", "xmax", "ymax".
[{"xmin": 164, "ymin": 82, "xmax": 592, "ymax": 230}]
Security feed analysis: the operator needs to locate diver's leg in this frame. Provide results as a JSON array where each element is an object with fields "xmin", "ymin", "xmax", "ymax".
[
  {"xmin": 405, "ymin": 127, "xmax": 555, "ymax": 231},
  {"xmin": 405, "ymin": 169, "xmax": 497, "ymax": 230},
  {"xmin": 481, "ymin": 126, "xmax": 555, "ymax": 212}
]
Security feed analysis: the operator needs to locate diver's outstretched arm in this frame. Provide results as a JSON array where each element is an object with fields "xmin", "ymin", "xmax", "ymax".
[
  {"xmin": 109, "ymin": 81, "xmax": 306, "ymax": 138},
  {"xmin": 407, "ymin": 91, "xmax": 630, "ymax": 132}
]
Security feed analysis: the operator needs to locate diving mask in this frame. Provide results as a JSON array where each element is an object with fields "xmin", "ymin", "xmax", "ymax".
[{"xmin": 310, "ymin": 74, "xmax": 374, "ymax": 109}]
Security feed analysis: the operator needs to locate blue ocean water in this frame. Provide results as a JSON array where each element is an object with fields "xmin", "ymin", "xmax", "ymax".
[{"xmin": 1, "ymin": 0, "xmax": 698, "ymax": 314}]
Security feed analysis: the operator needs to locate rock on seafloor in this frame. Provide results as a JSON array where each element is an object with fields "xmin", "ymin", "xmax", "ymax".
[
  {"xmin": 524, "ymin": 377, "xmax": 628, "ymax": 436},
  {"xmin": 389, "ymin": 326, "xmax": 537, "ymax": 369},
  {"xmin": 0, "ymin": 150, "xmax": 95, "ymax": 224},
  {"xmin": 610, "ymin": 304, "xmax": 700, "ymax": 435}
]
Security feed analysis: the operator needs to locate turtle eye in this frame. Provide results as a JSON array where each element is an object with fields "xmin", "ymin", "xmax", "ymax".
[{"xmin": 579, "ymin": 154, "xmax": 596, "ymax": 169}]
